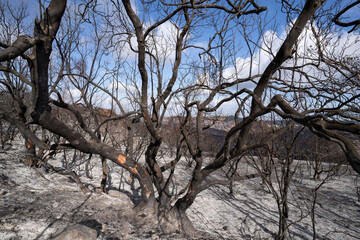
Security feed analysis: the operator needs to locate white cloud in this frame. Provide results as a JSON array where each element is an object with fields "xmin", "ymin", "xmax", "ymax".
[
  {"xmin": 195, "ymin": 19, "xmax": 360, "ymax": 115},
  {"xmin": 61, "ymin": 88, "xmax": 82, "ymax": 103},
  {"xmin": 146, "ymin": 21, "xmax": 179, "ymax": 65}
]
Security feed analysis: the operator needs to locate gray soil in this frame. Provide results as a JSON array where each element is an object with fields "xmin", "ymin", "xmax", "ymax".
[{"xmin": 1, "ymin": 141, "xmax": 360, "ymax": 239}]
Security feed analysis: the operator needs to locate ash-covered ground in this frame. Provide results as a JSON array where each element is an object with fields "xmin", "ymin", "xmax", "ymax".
[{"xmin": 1, "ymin": 140, "xmax": 360, "ymax": 239}]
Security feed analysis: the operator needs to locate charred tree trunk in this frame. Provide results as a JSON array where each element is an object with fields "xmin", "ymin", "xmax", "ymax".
[
  {"xmin": 25, "ymin": 138, "xmax": 37, "ymax": 167},
  {"xmin": 132, "ymin": 201, "xmax": 199, "ymax": 238},
  {"xmin": 101, "ymin": 157, "xmax": 108, "ymax": 193},
  {"xmin": 145, "ymin": 138, "xmax": 172, "ymax": 206},
  {"xmin": 0, "ymin": 121, "xmax": 4, "ymax": 150}
]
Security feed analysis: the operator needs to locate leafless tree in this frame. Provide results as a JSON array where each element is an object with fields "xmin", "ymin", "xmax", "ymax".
[
  {"xmin": 0, "ymin": 0, "xmax": 359, "ymax": 237},
  {"xmin": 333, "ymin": 0, "xmax": 360, "ymax": 33}
]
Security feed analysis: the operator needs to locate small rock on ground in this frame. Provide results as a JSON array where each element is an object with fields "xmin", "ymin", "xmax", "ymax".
[{"xmin": 51, "ymin": 224, "xmax": 97, "ymax": 240}]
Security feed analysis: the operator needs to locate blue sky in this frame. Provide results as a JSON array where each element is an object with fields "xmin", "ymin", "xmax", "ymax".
[{"xmin": 2, "ymin": 0, "xmax": 359, "ymax": 115}]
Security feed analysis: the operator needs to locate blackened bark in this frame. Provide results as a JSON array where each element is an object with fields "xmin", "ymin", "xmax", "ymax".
[
  {"xmin": 30, "ymin": 0, "xmax": 67, "ymax": 121},
  {"xmin": 25, "ymin": 138, "xmax": 37, "ymax": 167},
  {"xmin": 101, "ymin": 157, "xmax": 108, "ymax": 193},
  {"xmin": 30, "ymin": 40, "xmax": 51, "ymax": 122}
]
